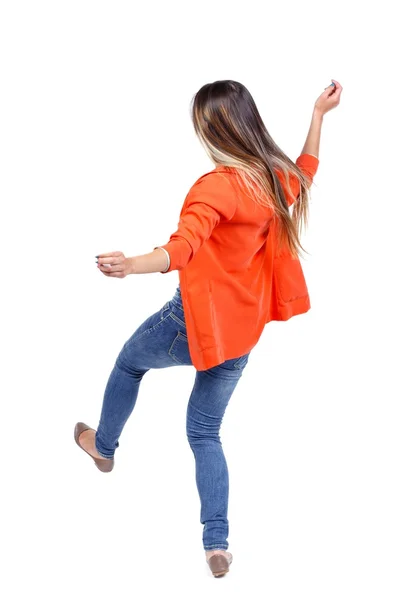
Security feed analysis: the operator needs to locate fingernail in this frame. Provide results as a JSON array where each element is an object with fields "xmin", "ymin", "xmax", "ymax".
[{"xmin": 95, "ymin": 255, "xmax": 99, "ymax": 258}]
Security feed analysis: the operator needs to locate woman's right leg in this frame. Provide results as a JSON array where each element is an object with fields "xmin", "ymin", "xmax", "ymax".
[
  {"xmin": 163, "ymin": 290, "xmax": 251, "ymax": 551},
  {"xmin": 186, "ymin": 357, "xmax": 249, "ymax": 551}
]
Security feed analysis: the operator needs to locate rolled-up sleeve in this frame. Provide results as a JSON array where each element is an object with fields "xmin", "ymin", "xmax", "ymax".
[
  {"xmin": 295, "ymin": 153, "xmax": 319, "ymax": 184},
  {"xmin": 156, "ymin": 172, "xmax": 237, "ymax": 272},
  {"xmin": 283, "ymin": 153, "xmax": 320, "ymax": 207}
]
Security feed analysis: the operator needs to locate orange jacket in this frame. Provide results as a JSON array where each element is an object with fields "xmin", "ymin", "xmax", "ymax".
[{"xmin": 158, "ymin": 153, "xmax": 319, "ymax": 370}]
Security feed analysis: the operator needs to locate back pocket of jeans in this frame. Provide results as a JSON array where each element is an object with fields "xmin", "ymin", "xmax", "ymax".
[{"xmin": 168, "ymin": 331, "xmax": 191, "ymax": 365}]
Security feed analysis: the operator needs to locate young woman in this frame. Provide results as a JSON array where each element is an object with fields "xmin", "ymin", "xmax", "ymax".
[{"xmin": 75, "ymin": 79, "xmax": 342, "ymax": 577}]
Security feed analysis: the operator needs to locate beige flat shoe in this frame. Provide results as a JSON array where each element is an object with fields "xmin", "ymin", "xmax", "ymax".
[
  {"xmin": 206, "ymin": 551, "xmax": 233, "ymax": 577},
  {"xmin": 74, "ymin": 422, "xmax": 114, "ymax": 473}
]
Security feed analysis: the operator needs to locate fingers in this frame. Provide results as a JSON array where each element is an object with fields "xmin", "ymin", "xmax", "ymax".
[
  {"xmin": 97, "ymin": 257, "xmax": 119, "ymax": 265},
  {"xmin": 321, "ymin": 80, "xmax": 342, "ymax": 109},
  {"xmin": 96, "ymin": 251, "xmax": 123, "ymax": 259},
  {"xmin": 96, "ymin": 251, "xmax": 126, "ymax": 276},
  {"xmin": 324, "ymin": 79, "xmax": 342, "ymax": 94},
  {"xmin": 329, "ymin": 79, "xmax": 343, "ymax": 97},
  {"xmin": 96, "ymin": 254, "xmax": 123, "ymax": 267},
  {"xmin": 98, "ymin": 263, "xmax": 126, "ymax": 278},
  {"xmin": 98, "ymin": 261, "xmax": 124, "ymax": 272}
]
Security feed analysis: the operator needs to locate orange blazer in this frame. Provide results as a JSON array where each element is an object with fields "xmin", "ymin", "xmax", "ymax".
[{"xmin": 157, "ymin": 153, "xmax": 319, "ymax": 370}]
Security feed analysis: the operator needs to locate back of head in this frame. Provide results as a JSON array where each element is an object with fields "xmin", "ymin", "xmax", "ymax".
[{"xmin": 191, "ymin": 80, "xmax": 313, "ymax": 257}]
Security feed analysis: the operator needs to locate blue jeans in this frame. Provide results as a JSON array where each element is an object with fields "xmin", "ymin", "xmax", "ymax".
[{"xmin": 95, "ymin": 284, "xmax": 250, "ymax": 551}]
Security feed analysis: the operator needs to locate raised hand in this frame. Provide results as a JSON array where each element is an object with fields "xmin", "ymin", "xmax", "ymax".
[{"xmin": 314, "ymin": 79, "xmax": 343, "ymax": 116}]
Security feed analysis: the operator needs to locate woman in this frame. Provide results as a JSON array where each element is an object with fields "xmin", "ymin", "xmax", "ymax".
[{"xmin": 75, "ymin": 79, "xmax": 342, "ymax": 577}]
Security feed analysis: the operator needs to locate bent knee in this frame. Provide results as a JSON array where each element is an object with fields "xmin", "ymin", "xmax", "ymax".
[{"xmin": 115, "ymin": 346, "xmax": 149, "ymax": 378}]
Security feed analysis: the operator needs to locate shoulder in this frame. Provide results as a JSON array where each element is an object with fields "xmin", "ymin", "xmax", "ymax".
[
  {"xmin": 192, "ymin": 167, "xmax": 235, "ymax": 186},
  {"xmin": 188, "ymin": 168, "xmax": 237, "ymax": 197},
  {"xmin": 185, "ymin": 168, "xmax": 238, "ymax": 220}
]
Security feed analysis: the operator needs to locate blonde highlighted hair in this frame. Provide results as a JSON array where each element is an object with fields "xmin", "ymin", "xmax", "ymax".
[{"xmin": 191, "ymin": 80, "xmax": 315, "ymax": 258}]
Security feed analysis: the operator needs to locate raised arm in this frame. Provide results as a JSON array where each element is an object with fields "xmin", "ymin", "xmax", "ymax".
[
  {"xmin": 301, "ymin": 78, "xmax": 343, "ymax": 160},
  {"xmin": 300, "ymin": 109, "xmax": 323, "ymax": 160},
  {"xmin": 283, "ymin": 80, "xmax": 343, "ymax": 205}
]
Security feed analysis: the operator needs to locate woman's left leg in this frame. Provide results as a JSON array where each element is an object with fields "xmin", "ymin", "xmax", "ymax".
[{"xmin": 94, "ymin": 297, "xmax": 185, "ymax": 458}]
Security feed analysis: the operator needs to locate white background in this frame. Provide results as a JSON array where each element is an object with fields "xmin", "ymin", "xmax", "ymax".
[{"xmin": 1, "ymin": 1, "xmax": 406, "ymax": 598}]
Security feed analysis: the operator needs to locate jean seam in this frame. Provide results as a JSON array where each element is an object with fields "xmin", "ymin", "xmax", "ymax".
[
  {"xmin": 95, "ymin": 439, "xmax": 115, "ymax": 460},
  {"xmin": 97, "ymin": 450, "xmax": 114, "ymax": 459},
  {"xmin": 233, "ymin": 353, "xmax": 249, "ymax": 370},
  {"xmin": 126, "ymin": 311, "xmax": 173, "ymax": 348},
  {"xmin": 168, "ymin": 332, "xmax": 186, "ymax": 364},
  {"xmin": 169, "ymin": 311, "xmax": 186, "ymax": 328}
]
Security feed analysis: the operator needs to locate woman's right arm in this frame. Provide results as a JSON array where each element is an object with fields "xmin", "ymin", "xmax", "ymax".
[
  {"xmin": 300, "ymin": 109, "xmax": 323, "ymax": 159},
  {"xmin": 300, "ymin": 79, "xmax": 343, "ymax": 160}
]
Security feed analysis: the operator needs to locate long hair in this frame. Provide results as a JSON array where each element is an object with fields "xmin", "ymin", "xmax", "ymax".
[{"xmin": 191, "ymin": 80, "xmax": 315, "ymax": 258}]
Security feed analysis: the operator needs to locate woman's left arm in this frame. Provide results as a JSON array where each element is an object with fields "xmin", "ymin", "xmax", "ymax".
[
  {"xmin": 96, "ymin": 248, "xmax": 168, "ymax": 277},
  {"xmin": 96, "ymin": 172, "xmax": 237, "ymax": 278}
]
